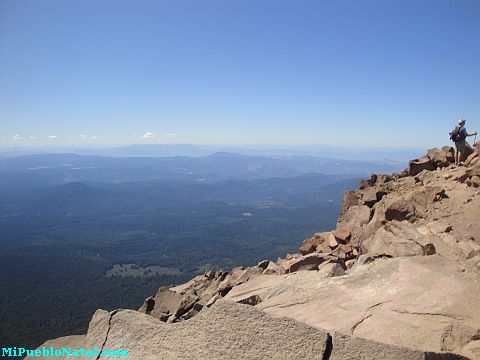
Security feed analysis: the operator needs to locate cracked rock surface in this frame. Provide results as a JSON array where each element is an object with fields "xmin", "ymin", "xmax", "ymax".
[
  {"xmin": 225, "ymin": 255, "xmax": 480, "ymax": 358},
  {"xmin": 26, "ymin": 302, "xmax": 470, "ymax": 360}
]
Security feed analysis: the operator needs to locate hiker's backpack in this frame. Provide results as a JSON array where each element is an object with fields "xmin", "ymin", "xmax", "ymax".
[{"xmin": 450, "ymin": 126, "xmax": 464, "ymax": 142}]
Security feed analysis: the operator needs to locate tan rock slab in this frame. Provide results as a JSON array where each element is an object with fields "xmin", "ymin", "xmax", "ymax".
[{"xmin": 226, "ymin": 255, "xmax": 480, "ymax": 359}]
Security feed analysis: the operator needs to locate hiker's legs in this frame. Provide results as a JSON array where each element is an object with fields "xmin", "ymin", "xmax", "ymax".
[{"xmin": 456, "ymin": 141, "xmax": 466, "ymax": 164}]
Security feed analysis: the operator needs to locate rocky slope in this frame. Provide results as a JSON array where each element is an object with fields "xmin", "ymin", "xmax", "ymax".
[{"xmin": 28, "ymin": 144, "xmax": 480, "ymax": 360}]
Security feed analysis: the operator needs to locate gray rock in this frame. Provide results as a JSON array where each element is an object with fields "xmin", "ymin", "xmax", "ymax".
[
  {"xmin": 361, "ymin": 221, "xmax": 426, "ymax": 257},
  {"xmin": 348, "ymin": 254, "xmax": 375, "ymax": 272},
  {"xmin": 286, "ymin": 253, "xmax": 328, "ymax": 273},
  {"xmin": 86, "ymin": 302, "xmax": 333, "ymax": 360},
  {"xmin": 317, "ymin": 262, "xmax": 346, "ymax": 277},
  {"xmin": 138, "ymin": 287, "xmax": 182, "ymax": 320},
  {"xmin": 28, "ymin": 301, "xmax": 472, "ymax": 360},
  {"xmin": 263, "ymin": 261, "xmax": 285, "ymax": 275},
  {"xmin": 256, "ymin": 259, "xmax": 270, "ymax": 270},
  {"xmin": 331, "ymin": 332, "xmax": 469, "ymax": 360},
  {"xmin": 174, "ymin": 291, "xmax": 199, "ymax": 318}
]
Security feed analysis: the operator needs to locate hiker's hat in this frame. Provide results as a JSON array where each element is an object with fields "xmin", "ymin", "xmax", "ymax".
[{"xmin": 458, "ymin": 119, "xmax": 466, "ymax": 125}]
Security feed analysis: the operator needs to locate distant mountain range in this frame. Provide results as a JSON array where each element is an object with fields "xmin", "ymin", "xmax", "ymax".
[
  {"xmin": 0, "ymin": 143, "xmax": 424, "ymax": 162},
  {"xmin": 0, "ymin": 151, "xmax": 406, "ymax": 190}
]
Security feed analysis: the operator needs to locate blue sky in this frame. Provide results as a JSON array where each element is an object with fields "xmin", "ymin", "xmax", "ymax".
[{"xmin": 1, "ymin": 0, "xmax": 479, "ymax": 148}]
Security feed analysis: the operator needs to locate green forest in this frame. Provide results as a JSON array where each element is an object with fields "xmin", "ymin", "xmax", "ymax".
[{"xmin": 0, "ymin": 172, "xmax": 358, "ymax": 351}]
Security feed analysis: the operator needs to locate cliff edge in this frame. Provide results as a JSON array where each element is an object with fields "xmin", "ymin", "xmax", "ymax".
[{"xmin": 28, "ymin": 144, "xmax": 480, "ymax": 360}]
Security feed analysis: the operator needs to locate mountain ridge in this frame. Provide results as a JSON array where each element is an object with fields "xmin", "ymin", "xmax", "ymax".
[
  {"xmin": 1, "ymin": 144, "xmax": 423, "ymax": 162},
  {"xmin": 0, "ymin": 152, "xmax": 403, "ymax": 188}
]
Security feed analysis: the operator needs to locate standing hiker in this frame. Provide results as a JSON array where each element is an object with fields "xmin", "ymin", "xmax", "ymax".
[{"xmin": 450, "ymin": 119, "xmax": 477, "ymax": 165}]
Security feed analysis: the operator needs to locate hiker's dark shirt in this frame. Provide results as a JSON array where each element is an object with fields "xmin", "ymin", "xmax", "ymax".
[{"xmin": 456, "ymin": 126, "xmax": 467, "ymax": 141}]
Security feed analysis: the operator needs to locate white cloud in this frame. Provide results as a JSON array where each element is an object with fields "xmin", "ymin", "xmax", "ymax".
[
  {"xmin": 141, "ymin": 132, "xmax": 156, "ymax": 139},
  {"xmin": 77, "ymin": 134, "xmax": 98, "ymax": 141},
  {"xmin": 162, "ymin": 133, "xmax": 179, "ymax": 139},
  {"xmin": 13, "ymin": 134, "xmax": 22, "ymax": 140},
  {"xmin": 48, "ymin": 135, "xmax": 59, "ymax": 139},
  {"xmin": 29, "ymin": 135, "xmax": 39, "ymax": 139}
]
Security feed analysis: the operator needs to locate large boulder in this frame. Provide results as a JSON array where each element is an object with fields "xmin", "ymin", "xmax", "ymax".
[
  {"xmin": 467, "ymin": 163, "xmax": 480, "ymax": 177},
  {"xmin": 139, "ymin": 267, "xmax": 267, "ymax": 323},
  {"xmin": 299, "ymin": 241, "xmax": 316, "ymax": 255},
  {"xmin": 332, "ymin": 228, "xmax": 351, "ymax": 244},
  {"xmin": 283, "ymin": 253, "xmax": 328, "ymax": 273},
  {"xmin": 454, "ymin": 169, "xmax": 470, "ymax": 183},
  {"xmin": 441, "ymin": 146, "xmax": 456, "ymax": 163},
  {"xmin": 337, "ymin": 191, "xmax": 360, "ymax": 227},
  {"xmin": 138, "ymin": 288, "xmax": 183, "ymax": 320},
  {"xmin": 407, "ymin": 186, "xmax": 447, "ymax": 207},
  {"xmin": 361, "ymin": 221, "xmax": 431, "ymax": 257},
  {"xmin": 217, "ymin": 267, "xmax": 250, "ymax": 290},
  {"xmin": 317, "ymin": 262, "xmax": 346, "ymax": 277},
  {"xmin": 384, "ymin": 197, "xmax": 416, "ymax": 222},
  {"xmin": 256, "ymin": 260, "xmax": 270, "ymax": 270},
  {"xmin": 300, "ymin": 232, "xmax": 329, "ymax": 255},
  {"xmin": 469, "ymin": 175, "xmax": 480, "ymax": 187},
  {"xmin": 174, "ymin": 291, "xmax": 199, "ymax": 319},
  {"xmin": 465, "ymin": 150, "xmax": 479, "ymax": 167},
  {"xmin": 84, "ymin": 303, "xmax": 334, "ymax": 360},
  {"xmin": 360, "ymin": 187, "xmax": 386, "ymax": 207},
  {"xmin": 263, "ymin": 261, "xmax": 285, "ymax": 275},
  {"xmin": 327, "ymin": 232, "xmax": 339, "ymax": 248},
  {"xmin": 359, "ymin": 174, "xmax": 392, "ymax": 190},
  {"xmin": 359, "ymin": 193, "xmax": 416, "ymax": 245},
  {"xmin": 427, "ymin": 147, "xmax": 453, "ymax": 168},
  {"xmin": 408, "ymin": 156, "xmax": 435, "ymax": 176},
  {"xmin": 336, "ymin": 205, "xmax": 371, "ymax": 235},
  {"xmin": 469, "ymin": 157, "xmax": 479, "ymax": 167},
  {"xmin": 227, "ymin": 267, "xmax": 263, "ymax": 287}
]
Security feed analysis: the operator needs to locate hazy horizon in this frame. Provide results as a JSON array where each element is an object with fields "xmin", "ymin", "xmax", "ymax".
[
  {"xmin": 0, "ymin": 142, "xmax": 425, "ymax": 163},
  {"xmin": 1, "ymin": 142, "xmax": 423, "ymax": 151}
]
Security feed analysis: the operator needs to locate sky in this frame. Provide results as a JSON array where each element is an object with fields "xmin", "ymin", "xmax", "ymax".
[{"xmin": 1, "ymin": 0, "xmax": 479, "ymax": 149}]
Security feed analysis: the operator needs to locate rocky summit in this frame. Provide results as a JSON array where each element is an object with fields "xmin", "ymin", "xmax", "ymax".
[{"xmin": 28, "ymin": 143, "xmax": 480, "ymax": 360}]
